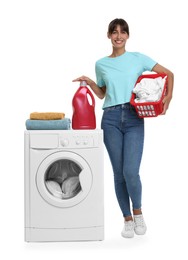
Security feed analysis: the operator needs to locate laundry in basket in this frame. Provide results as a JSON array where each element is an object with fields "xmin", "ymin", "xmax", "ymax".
[{"xmin": 130, "ymin": 73, "xmax": 167, "ymax": 118}]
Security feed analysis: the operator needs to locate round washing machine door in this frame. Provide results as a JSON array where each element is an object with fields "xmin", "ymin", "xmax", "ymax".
[{"xmin": 36, "ymin": 151, "xmax": 93, "ymax": 208}]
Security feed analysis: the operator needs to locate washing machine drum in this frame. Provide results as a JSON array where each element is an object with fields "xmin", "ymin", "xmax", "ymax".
[
  {"xmin": 36, "ymin": 152, "xmax": 93, "ymax": 208},
  {"xmin": 46, "ymin": 160, "xmax": 82, "ymax": 199}
]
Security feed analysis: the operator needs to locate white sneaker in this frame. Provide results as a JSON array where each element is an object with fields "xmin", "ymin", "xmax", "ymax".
[
  {"xmin": 134, "ymin": 214, "xmax": 147, "ymax": 235},
  {"xmin": 121, "ymin": 220, "xmax": 135, "ymax": 238}
]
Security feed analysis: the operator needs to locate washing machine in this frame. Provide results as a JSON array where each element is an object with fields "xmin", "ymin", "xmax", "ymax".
[{"xmin": 24, "ymin": 129, "xmax": 104, "ymax": 242}]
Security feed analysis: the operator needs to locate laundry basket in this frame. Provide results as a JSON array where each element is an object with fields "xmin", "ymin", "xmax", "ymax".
[{"xmin": 130, "ymin": 73, "xmax": 168, "ymax": 118}]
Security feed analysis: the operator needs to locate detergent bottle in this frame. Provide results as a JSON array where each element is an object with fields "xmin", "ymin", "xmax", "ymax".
[{"xmin": 72, "ymin": 81, "xmax": 96, "ymax": 129}]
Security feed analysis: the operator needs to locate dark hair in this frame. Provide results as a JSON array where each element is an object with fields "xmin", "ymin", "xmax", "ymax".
[{"xmin": 108, "ymin": 18, "xmax": 129, "ymax": 36}]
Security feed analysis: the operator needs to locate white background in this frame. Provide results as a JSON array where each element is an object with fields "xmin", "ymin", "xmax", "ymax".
[{"xmin": 0, "ymin": 0, "xmax": 187, "ymax": 259}]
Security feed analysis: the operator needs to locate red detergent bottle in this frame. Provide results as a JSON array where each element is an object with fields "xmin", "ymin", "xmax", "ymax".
[{"xmin": 72, "ymin": 81, "xmax": 96, "ymax": 129}]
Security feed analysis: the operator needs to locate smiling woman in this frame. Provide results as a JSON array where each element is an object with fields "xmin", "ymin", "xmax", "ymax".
[
  {"xmin": 107, "ymin": 18, "xmax": 129, "ymax": 54},
  {"xmin": 72, "ymin": 18, "xmax": 174, "ymax": 239}
]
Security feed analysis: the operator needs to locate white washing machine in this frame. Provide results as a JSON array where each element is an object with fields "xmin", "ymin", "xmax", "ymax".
[{"xmin": 24, "ymin": 130, "xmax": 104, "ymax": 242}]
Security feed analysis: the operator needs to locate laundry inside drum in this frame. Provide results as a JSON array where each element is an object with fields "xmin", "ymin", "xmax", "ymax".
[{"xmin": 45, "ymin": 159, "xmax": 82, "ymax": 199}]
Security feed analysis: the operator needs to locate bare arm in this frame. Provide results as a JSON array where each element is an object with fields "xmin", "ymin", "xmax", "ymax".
[
  {"xmin": 72, "ymin": 76, "xmax": 106, "ymax": 99},
  {"xmin": 152, "ymin": 63, "xmax": 174, "ymax": 114}
]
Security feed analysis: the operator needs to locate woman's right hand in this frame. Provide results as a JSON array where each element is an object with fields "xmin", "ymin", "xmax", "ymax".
[
  {"xmin": 72, "ymin": 75, "xmax": 106, "ymax": 99},
  {"xmin": 72, "ymin": 75, "xmax": 95, "ymax": 87}
]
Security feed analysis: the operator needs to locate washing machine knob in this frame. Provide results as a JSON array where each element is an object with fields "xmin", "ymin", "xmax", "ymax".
[
  {"xmin": 61, "ymin": 139, "xmax": 69, "ymax": 147},
  {"xmin": 83, "ymin": 140, "xmax": 88, "ymax": 145},
  {"xmin": 76, "ymin": 140, "xmax": 81, "ymax": 145}
]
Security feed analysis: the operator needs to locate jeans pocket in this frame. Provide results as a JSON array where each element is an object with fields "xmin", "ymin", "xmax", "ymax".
[{"xmin": 101, "ymin": 106, "xmax": 120, "ymax": 129}]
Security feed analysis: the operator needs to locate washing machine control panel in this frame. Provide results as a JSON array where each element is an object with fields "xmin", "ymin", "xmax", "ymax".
[
  {"xmin": 28, "ymin": 130, "xmax": 102, "ymax": 149},
  {"xmin": 59, "ymin": 133, "xmax": 99, "ymax": 148}
]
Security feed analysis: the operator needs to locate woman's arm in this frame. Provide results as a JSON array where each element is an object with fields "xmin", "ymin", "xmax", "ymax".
[
  {"xmin": 152, "ymin": 63, "xmax": 174, "ymax": 114},
  {"xmin": 72, "ymin": 75, "xmax": 106, "ymax": 99}
]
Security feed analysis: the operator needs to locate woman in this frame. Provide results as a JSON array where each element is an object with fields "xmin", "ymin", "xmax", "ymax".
[{"xmin": 73, "ymin": 18, "xmax": 174, "ymax": 238}]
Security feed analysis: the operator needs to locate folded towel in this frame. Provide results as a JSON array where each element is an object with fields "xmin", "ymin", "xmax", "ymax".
[
  {"xmin": 25, "ymin": 118, "xmax": 71, "ymax": 130},
  {"xmin": 30, "ymin": 112, "xmax": 65, "ymax": 120}
]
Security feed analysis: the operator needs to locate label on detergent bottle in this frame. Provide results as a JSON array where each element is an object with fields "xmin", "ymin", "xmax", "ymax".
[{"xmin": 72, "ymin": 81, "xmax": 96, "ymax": 129}]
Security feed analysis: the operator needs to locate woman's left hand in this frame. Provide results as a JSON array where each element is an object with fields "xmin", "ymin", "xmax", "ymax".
[
  {"xmin": 161, "ymin": 95, "xmax": 172, "ymax": 115},
  {"xmin": 152, "ymin": 63, "xmax": 174, "ymax": 115}
]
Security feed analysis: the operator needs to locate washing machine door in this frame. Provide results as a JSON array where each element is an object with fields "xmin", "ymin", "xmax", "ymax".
[{"xmin": 36, "ymin": 151, "xmax": 93, "ymax": 208}]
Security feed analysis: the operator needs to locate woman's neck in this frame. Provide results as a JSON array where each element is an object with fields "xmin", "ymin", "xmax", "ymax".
[{"xmin": 109, "ymin": 48, "xmax": 126, "ymax": 58}]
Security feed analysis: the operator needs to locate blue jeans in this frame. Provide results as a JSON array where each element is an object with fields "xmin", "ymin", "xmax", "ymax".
[{"xmin": 101, "ymin": 103, "xmax": 144, "ymax": 217}]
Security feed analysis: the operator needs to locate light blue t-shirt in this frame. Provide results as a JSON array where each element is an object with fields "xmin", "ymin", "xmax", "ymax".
[{"xmin": 95, "ymin": 51, "xmax": 157, "ymax": 109}]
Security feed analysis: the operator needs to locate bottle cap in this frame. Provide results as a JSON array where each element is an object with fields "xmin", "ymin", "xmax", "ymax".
[{"xmin": 80, "ymin": 80, "xmax": 87, "ymax": 87}]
